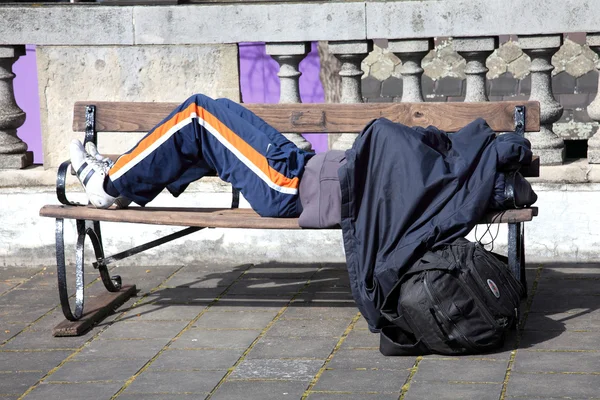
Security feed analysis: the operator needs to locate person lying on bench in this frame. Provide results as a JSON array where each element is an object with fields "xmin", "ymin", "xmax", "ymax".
[
  {"xmin": 70, "ymin": 93, "xmax": 536, "ymax": 230},
  {"xmin": 70, "ymin": 93, "xmax": 346, "ymax": 228}
]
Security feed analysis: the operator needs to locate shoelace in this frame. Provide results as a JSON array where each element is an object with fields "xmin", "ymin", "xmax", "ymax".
[
  {"xmin": 98, "ymin": 157, "xmax": 114, "ymax": 171},
  {"xmin": 84, "ymin": 153, "xmax": 111, "ymax": 174},
  {"xmin": 84, "ymin": 142, "xmax": 114, "ymax": 171}
]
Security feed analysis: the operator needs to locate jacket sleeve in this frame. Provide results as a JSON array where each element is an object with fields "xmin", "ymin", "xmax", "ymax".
[{"xmin": 494, "ymin": 133, "xmax": 533, "ymax": 169}]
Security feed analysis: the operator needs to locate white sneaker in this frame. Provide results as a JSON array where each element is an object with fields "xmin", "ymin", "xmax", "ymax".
[
  {"xmin": 70, "ymin": 140, "xmax": 116, "ymax": 209},
  {"xmin": 84, "ymin": 142, "xmax": 132, "ymax": 209}
]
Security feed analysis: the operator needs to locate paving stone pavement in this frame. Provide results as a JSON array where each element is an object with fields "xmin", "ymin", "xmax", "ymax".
[{"xmin": 0, "ymin": 261, "xmax": 599, "ymax": 400}]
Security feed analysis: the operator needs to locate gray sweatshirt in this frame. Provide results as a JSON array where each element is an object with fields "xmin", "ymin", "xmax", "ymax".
[{"xmin": 298, "ymin": 150, "xmax": 346, "ymax": 229}]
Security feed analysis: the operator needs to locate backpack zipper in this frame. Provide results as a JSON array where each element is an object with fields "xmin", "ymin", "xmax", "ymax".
[
  {"xmin": 453, "ymin": 273, "xmax": 501, "ymax": 330},
  {"xmin": 448, "ymin": 248, "xmax": 502, "ymax": 330},
  {"xmin": 423, "ymin": 273, "xmax": 478, "ymax": 352}
]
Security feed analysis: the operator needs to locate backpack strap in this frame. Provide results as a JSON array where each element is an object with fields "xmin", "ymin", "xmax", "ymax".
[{"xmin": 380, "ymin": 326, "xmax": 431, "ymax": 356}]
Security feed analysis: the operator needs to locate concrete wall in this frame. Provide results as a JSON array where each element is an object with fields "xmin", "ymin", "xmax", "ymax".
[
  {"xmin": 36, "ymin": 44, "xmax": 240, "ymax": 168},
  {"xmin": 0, "ymin": 180, "xmax": 345, "ymax": 268},
  {"xmin": 1, "ymin": 180, "xmax": 598, "ymax": 268}
]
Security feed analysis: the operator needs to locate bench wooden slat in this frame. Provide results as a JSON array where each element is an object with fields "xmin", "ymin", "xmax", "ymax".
[
  {"xmin": 73, "ymin": 101, "xmax": 540, "ymax": 133},
  {"xmin": 40, "ymin": 205, "xmax": 538, "ymax": 229}
]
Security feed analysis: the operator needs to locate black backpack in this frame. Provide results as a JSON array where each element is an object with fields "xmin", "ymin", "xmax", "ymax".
[{"xmin": 379, "ymin": 238, "xmax": 524, "ymax": 356}]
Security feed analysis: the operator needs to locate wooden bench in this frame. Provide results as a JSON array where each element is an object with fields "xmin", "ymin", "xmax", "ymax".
[{"xmin": 39, "ymin": 100, "xmax": 540, "ymax": 336}]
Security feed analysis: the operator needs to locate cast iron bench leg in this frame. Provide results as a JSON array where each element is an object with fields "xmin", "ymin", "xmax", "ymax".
[
  {"xmin": 508, "ymin": 221, "xmax": 527, "ymax": 297},
  {"xmin": 89, "ymin": 220, "xmax": 123, "ymax": 293},
  {"xmin": 55, "ymin": 218, "xmax": 121, "ymax": 321},
  {"xmin": 55, "ymin": 218, "xmax": 84, "ymax": 321}
]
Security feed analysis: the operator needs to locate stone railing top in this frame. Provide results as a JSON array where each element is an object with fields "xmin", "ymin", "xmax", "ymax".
[
  {"xmin": 0, "ymin": 3, "xmax": 366, "ymax": 45},
  {"xmin": 1, "ymin": 0, "xmax": 599, "ymax": 46}
]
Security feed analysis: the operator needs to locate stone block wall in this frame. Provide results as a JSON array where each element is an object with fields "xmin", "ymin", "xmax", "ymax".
[{"xmin": 36, "ymin": 44, "xmax": 240, "ymax": 169}]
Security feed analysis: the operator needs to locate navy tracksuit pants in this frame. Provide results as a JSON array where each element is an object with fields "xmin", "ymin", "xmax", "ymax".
[{"xmin": 107, "ymin": 94, "xmax": 314, "ymax": 217}]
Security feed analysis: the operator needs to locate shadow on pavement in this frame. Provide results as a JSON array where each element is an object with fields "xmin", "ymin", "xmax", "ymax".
[
  {"xmin": 104, "ymin": 261, "xmax": 600, "ymax": 352},
  {"xmin": 112, "ymin": 262, "xmax": 354, "ymax": 322}
]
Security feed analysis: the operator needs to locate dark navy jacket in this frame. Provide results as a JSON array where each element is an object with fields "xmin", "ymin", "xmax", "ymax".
[{"xmin": 338, "ymin": 118, "xmax": 533, "ymax": 331}]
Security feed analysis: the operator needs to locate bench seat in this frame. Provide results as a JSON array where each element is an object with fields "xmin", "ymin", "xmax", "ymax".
[{"xmin": 40, "ymin": 205, "xmax": 539, "ymax": 229}]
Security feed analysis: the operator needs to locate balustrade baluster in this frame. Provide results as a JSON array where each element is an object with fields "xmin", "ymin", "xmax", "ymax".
[
  {"xmin": 454, "ymin": 37, "xmax": 498, "ymax": 102},
  {"xmin": 519, "ymin": 35, "xmax": 565, "ymax": 165},
  {"xmin": 329, "ymin": 40, "xmax": 372, "ymax": 150},
  {"xmin": 388, "ymin": 38, "xmax": 433, "ymax": 103},
  {"xmin": 0, "ymin": 45, "xmax": 32, "ymax": 169},
  {"xmin": 266, "ymin": 42, "xmax": 312, "ymax": 151},
  {"xmin": 585, "ymin": 33, "xmax": 600, "ymax": 163}
]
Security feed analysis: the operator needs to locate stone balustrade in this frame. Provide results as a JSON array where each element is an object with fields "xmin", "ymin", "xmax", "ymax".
[
  {"xmin": 2, "ymin": 1, "xmax": 600, "ymax": 168},
  {"xmin": 329, "ymin": 34, "xmax": 572, "ymax": 166}
]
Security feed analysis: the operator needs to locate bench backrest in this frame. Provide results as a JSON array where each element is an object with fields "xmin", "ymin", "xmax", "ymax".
[
  {"xmin": 72, "ymin": 100, "xmax": 540, "ymax": 177},
  {"xmin": 73, "ymin": 101, "xmax": 540, "ymax": 134}
]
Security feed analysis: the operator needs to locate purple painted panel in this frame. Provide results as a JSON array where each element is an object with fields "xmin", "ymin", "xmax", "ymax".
[
  {"xmin": 239, "ymin": 42, "xmax": 280, "ymax": 103},
  {"xmin": 239, "ymin": 42, "xmax": 327, "ymax": 153},
  {"xmin": 14, "ymin": 45, "xmax": 43, "ymax": 164}
]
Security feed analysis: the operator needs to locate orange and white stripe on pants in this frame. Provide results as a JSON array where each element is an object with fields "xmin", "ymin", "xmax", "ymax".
[{"xmin": 108, "ymin": 103, "xmax": 300, "ymax": 195}]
